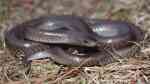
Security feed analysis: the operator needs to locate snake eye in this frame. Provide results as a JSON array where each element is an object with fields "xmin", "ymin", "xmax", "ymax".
[
  {"xmin": 82, "ymin": 39, "xmax": 96, "ymax": 47},
  {"xmin": 83, "ymin": 40, "xmax": 89, "ymax": 44}
]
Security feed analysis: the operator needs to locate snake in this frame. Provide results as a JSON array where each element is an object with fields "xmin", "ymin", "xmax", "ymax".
[{"xmin": 5, "ymin": 15, "xmax": 144, "ymax": 66}]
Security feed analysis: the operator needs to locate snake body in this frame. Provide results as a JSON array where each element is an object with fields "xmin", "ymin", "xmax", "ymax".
[
  {"xmin": 24, "ymin": 15, "xmax": 97, "ymax": 47},
  {"xmin": 5, "ymin": 15, "xmax": 144, "ymax": 66}
]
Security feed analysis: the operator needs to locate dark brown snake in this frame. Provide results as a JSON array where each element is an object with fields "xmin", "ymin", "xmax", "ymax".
[{"xmin": 5, "ymin": 15, "xmax": 144, "ymax": 66}]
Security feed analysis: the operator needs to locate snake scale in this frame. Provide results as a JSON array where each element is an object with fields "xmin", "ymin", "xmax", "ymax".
[{"xmin": 5, "ymin": 15, "xmax": 144, "ymax": 66}]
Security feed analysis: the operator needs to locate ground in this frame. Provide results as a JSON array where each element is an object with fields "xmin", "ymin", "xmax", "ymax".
[{"xmin": 0, "ymin": 0, "xmax": 150, "ymax": 84}]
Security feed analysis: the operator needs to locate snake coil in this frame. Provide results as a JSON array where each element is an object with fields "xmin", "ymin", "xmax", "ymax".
[{"xmin": 5, "ymin": 15, "xmax": 144, "ymax": 66}]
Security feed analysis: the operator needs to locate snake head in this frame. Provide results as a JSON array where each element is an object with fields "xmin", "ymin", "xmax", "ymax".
[
  {"xmin": 78, "ymin": 38, "xmax": 97, "ymax": 47},
  {"xmin": 67, "ymin": 32, "xmax": 97, "ymax": 47}
]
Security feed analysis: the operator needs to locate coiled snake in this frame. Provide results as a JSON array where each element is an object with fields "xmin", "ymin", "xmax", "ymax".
[{"xmin": 5, "ymin": 15, "xmax": 144, "ymax": 66}]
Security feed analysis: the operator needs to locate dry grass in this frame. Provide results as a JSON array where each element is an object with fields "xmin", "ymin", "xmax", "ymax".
[{"xmin": 0, "ymin": 0, "xmax": 150, "ymax": 84}]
